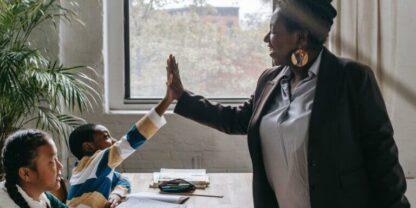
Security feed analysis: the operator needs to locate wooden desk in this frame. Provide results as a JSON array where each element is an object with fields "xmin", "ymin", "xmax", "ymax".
[{"xmin": 123, "ymin": 173, "xmax": 253, "ymax": 208}]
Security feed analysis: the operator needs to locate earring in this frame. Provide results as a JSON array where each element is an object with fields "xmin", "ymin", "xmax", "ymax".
[{"xmin": 291, "ymin": 48, "xmax": 309, "ymax": 67}]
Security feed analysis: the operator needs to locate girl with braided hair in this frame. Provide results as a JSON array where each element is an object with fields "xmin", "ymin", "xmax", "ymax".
[{"xmin": 0, "ymin": 129, "xmax": 67, "ymax": 208}]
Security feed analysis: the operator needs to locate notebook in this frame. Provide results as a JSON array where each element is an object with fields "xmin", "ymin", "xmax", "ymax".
[
  {"xmin": 118, "ymin": 192, "xmax": 191, "ymax": 208},
  {"xmin": 118, "ymin": 198, "xmax": 190, "ymax": 208}
]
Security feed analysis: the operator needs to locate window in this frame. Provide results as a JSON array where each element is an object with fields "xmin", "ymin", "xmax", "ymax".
[{"xmin": 104, "ymin": 0, "xmax": 273, "ymax": 111}]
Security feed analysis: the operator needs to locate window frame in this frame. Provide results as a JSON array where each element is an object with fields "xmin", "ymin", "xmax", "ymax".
[{"xmin": 104, "ymin": 0, "xmax": 276, "ymax": 112}]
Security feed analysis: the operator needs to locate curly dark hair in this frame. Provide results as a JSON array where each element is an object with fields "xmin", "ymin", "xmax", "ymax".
[
  {"xmin": 1, "ymin": 129, "xmax": 50, "ymax": 208},
  {"xmin": 69, "ymin": 123, "xmax": 97, "ymax": 160}
]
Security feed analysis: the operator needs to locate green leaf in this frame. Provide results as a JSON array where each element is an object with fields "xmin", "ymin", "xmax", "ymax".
[{"xmin": 0, "ymin": 0, "xmax": 101, "ymax": 146}]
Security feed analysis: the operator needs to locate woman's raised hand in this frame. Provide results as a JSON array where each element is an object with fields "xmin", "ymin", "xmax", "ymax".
[{"xmin": 165, "ymin": 54, "xmax": 184, "ymax": 102}]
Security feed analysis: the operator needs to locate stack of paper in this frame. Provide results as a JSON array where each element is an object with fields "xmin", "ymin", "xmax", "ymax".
[
  {"xmin": 128, "ymin": 192, "xmax": 189, "ymax": 204},
  {"xmin": 118, "ymin": 199, "xmax": 190, "ymax": 208},
  {"xmin": 119, "ymin": 192, "xmax": 191, "ymax": 208},
  {"xmin": 150, "ymin": 169, "xmax": 210, "ymax": 189}
]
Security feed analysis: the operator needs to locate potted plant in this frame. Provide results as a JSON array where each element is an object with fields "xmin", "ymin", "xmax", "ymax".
[{"xmin": 0, "ymin": 0, "xmax": 98, "ymax": 175}]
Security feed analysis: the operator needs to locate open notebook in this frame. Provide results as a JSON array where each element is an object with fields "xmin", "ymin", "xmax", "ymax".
[{"xmin": 118, "ymin": 192, "xmax": 191, "ymax": 208}]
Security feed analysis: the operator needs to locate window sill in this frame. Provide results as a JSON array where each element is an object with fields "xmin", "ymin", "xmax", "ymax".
[
  {"xmin": 105, "ymin": 109, "xmax": 175, "ymax": 115},
  {"xmin": 105, "ymin": 98, "xmax": 249, "ymax": 115}
]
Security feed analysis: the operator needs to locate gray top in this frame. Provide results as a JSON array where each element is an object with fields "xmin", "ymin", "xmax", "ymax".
[{"xmin": 259, "ymin": 51, "xmax": 323, "ymax": 208}]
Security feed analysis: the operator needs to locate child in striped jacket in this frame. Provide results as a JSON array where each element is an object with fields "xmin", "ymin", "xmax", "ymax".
[
  {"xmin": 67, "ymin": 97, "xmax": 173, "ymax": 208},
  {"xmin": 67, "ymin": 65, "xmax": 175, "ymax": 208}
]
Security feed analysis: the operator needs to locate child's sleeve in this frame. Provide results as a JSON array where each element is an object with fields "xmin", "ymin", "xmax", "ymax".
[
  {"xmin": 110, "ymin": 172, "xmax": 131, "ymax": 198},
  {"xmin": 107, "ymin": 108, "xmax": 166, "ymax": 169}
]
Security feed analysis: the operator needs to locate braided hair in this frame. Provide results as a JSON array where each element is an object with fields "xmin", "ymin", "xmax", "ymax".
[{"xmin": 1, "ymin": 129, "xmax": 50, "ymax": 208}]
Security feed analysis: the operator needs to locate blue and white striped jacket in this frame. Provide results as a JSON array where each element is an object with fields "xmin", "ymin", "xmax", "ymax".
[{"xmin": 67, "ymin": 109, "xmax": 166, "ymax": 208}]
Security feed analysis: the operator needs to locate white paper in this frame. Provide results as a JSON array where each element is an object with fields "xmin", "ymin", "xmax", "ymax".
[
  {"xmin": 160, "ymin": 169, "xmax": 206, "ymax": 174},
  {"xmin": 127, "ymin": 192, "xmax": 189, "ymax": 204},
  {"xmin": 118, "ymin": 198, "xmax": 190, "ymax": 208},
  {"xmin": 153, "ymin": 169, "xmax": 209, "ymax": 185}
]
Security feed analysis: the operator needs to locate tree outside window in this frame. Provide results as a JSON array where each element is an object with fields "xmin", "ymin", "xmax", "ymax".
[{"xmin": 128, "ymin": 0, "xmax": 273, "ymax": 99}]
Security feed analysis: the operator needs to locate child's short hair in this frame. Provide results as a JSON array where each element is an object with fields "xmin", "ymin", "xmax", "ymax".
[{"xmin": 69, "ymin": 123, "xmax": 97, "ymax": 160}]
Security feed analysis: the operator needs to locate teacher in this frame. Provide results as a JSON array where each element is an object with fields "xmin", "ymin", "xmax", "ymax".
[{"xmin": 165, "ymin": 0, "xmax": 410, "ymax": 207}]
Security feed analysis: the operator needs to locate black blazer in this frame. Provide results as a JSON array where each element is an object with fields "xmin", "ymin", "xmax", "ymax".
[{"xmin": 174, "ymin": 48, "xmax": 410, "ymax": 208}]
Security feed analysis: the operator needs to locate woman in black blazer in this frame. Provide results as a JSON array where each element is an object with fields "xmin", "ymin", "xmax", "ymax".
[{"xmin": 165, "ymin": 0, "xmax": 410, "ymax": 207}]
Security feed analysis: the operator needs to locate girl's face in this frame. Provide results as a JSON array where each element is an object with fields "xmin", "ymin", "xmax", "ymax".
[{"xmin": 28, "ymin": 139, "xmax": 63, "ymax": 192}]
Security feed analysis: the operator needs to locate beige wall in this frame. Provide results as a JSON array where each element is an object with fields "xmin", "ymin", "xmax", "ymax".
[
  {"xmin": 59, "ymin": 0, "xmax": 251, "ymax": 174},
  {"xmin": 53, "ymin": 0, "xmax": 416, "ymax": 177},
  {"xmin": 386, "ymin": 0, "xmax": 416, "ymax": 177}
]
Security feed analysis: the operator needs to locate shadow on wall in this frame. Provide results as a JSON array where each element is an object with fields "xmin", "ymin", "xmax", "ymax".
[
  {"xmin": 381, "ymin": 70, "xmax": 416, "ymax": 110},
  {"xmin": 337, "ymin": 40, "xmax": 416, "ymax": 110}
]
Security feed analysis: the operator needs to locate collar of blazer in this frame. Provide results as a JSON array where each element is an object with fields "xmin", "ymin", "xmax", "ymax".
[
  {"xmin": 250, "ymin": 47, "xmax": 341, "ymax": 135},
  {"xmin": 250, "ymin": 66, "xmax": 286, "ymax": 127},
  {"xmin": 247, "ymin": 47, "xmax": 343, "ymax": 173},
  {"xmin": 309, "ymin": 47, "xmax": 341, "ymax": 137}
]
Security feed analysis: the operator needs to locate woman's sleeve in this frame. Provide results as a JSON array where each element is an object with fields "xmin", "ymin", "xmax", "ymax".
[
  {"xmin": 356, "ymin": 67, "xmax": 410, "ymax": 207},
  {"xmin": 174, "ymin": 90, "xmax": 254, "ymax": 135},
  {"xmin": 173, "ymin": 68, "xmax": 275, "ymax": 135}
]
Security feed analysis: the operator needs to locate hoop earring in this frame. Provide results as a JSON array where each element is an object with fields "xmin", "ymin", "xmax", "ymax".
[{"xmin": 291, "ymin": 49, "xmax": 309, "ymax": 67}]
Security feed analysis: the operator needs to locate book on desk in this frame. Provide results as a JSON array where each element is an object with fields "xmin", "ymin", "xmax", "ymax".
[
  {"xmin": 120, "ymin": 169, "xmax": 211, "ymax": 208},
  {"xmin": 150, "ymin": 168, "xmax": 210, "ymax": 189}
]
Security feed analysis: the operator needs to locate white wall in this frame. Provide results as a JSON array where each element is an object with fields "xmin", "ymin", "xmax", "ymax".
[
  {"xmin": 58, "ymin": 0, "xmax": 251, "ymax": 174},
  {"xmin": 54, "ymin": 0, "xmax": 416, "ymax": 176},
  {"xmin": 386, "ymin": 0, "xmax": 416, "ymax": 177}
]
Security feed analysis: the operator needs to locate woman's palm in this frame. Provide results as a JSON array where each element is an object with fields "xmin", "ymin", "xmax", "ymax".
[{"xmin": 166, "ymin": 55, "xmax": 184, "ymax": 101}]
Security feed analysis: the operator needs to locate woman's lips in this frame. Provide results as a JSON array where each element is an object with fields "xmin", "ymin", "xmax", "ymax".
[{"xmin": 269, "ymin": 47, "xmax": 276, "ymax": 55}]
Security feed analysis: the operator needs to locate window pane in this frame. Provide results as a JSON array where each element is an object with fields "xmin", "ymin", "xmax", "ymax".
[{"xmin": 129, "ymin": 0, "xmax": 273, "ymax": 98}]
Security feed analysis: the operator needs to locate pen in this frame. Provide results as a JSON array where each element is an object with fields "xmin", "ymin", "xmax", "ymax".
[{"xmin": 160, "ymin": 192, "xmax": 224, "ymax": 198}]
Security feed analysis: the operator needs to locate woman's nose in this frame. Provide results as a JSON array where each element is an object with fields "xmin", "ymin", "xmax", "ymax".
[{"xmin": 264, "ymin": 31, "xmax": 270, "ymax": 43}]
